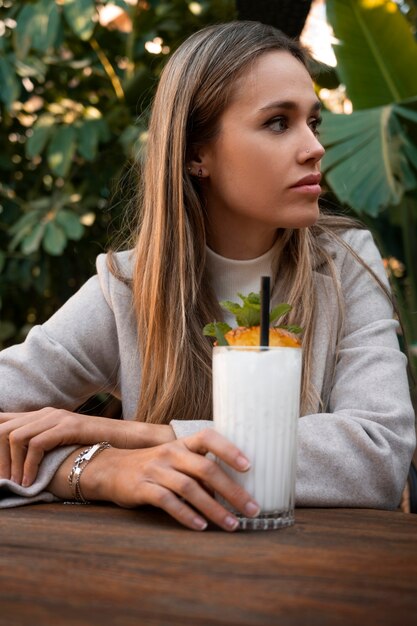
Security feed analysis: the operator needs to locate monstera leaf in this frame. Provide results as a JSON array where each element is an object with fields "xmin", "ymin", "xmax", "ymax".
[{"xmin": 321, "ymin": 98, "xmax": 417, "ymax": 216}]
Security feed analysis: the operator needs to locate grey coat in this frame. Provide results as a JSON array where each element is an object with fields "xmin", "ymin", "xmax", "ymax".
[{"xmin": 0, "ymin": 229, "xmax": 415, "ymax": 508}]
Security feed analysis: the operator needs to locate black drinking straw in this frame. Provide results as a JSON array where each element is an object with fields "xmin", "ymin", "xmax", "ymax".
[{"xmin": 260, "ymin": 276, "xmax": 270, "ymax": 347}]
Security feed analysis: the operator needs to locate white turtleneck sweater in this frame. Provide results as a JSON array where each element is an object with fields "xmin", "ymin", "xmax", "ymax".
[{"xmin": 206, "ymin": 245, "xmax": 278, "ymax": 327}]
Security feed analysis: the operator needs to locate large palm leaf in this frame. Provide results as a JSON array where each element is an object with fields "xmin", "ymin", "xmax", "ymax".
[
  {"xmin": 321, "ymin": 98, "xmax": 417, "ymax": 216},
  {"xmin": 326, "ymin": 0, "xmax": 417, "ymax": 108},
  {"xmin": 321, "ymin": 0, "xmax": 417, "ymax": 215}
]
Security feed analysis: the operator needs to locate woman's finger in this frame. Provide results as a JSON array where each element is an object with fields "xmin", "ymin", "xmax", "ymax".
[
  {"xmin": 8, "ymin": 428, "xmax": 28, "ymax": 485},
  {"xmin": 21, "ymin": 425, "xmax": 74, "ymax": 486},
  {"xmin": 183, "ymin": 428, "xmax": 252, "ymax": 472},
  {"xmin": 0, "ymin": 428, "xmax": 11, "ymax": 479},
  {"xmin": 141, "ymin": 482, "xmax": 208, "ymax": 531},
  {"xmin": 0, "ymin": 412, "xmax": 21, "ymax": 424},
  {"xmin": 7, "ymin": 417, "xmax": 60, "ymax": 485},
  {"xmin": 153, "ymin": 466, "xmax": 241, "ymax": 531},
  {"xmin": 166, "ymin": 445, "xmax": 259, "ymax": 521}
]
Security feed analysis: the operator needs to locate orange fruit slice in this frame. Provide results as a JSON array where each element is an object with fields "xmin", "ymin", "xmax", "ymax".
[{"xmin": 224, "ymin": 326, "xmax": 301, "ymax": 348}]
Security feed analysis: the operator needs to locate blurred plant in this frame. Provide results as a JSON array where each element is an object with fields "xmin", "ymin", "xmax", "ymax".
[
  {"xmin": 0, "ymin": 0, "xmax": 236, "ymax": 347},
  {"xmin": 320, "ymin": 0, "xmax": 417, "ymax": 381}
]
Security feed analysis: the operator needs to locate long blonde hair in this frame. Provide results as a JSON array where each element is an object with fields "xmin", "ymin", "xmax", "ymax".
[{"xmin": 124, "ymin": 21, "xmax": 385, "ymax": 423}]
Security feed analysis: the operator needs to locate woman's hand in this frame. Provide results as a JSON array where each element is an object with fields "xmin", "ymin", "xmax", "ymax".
[
  {"xmin": 0, "ymin": 408, "xmax": 175, "ymax": 487},
  {"xmin": 50, "ymin": 428, "xmax": 260, "ymax": 532}
]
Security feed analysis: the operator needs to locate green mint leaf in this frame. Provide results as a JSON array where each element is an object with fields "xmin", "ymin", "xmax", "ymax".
[
  {"xmin": 235, "ymin": 307, "xmax": 260, "ymax": 327},
  {"xmin": 220, "ymin": 300, "xmax": 242, "ymax": 316},
  {"xmin": 203, "ymin": 322, "xmax": 232, "ymax": 340},
  {"xmin": 270, "ymin": 303, "xmax": 292, "ymax": 323},
  {"xmin": 232, "ymin": 292, "xmax": 261, "ymax": 327},
  {"xmin": 240, "ymin": 292, "xmax": 260, "ymax": 306},
  {"xmin": 215, "ymin": 325, "xmax": 229, "ymax": 346}
]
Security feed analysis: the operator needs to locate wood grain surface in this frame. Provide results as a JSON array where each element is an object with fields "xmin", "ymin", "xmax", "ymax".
[{"xmin": 1, "ymin": 504, "xmax": 416, "ymax": 626}]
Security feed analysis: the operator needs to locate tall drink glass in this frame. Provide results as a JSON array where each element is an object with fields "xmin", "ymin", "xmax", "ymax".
[{"xmin": 213, "ymin": 345, "xmax": 302, "ymax": 530}]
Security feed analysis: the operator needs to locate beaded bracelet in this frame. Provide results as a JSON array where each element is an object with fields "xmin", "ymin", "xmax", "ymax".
[{"xmin": 68, "ymin": 442, "xmax": 111, "ymax": 504}]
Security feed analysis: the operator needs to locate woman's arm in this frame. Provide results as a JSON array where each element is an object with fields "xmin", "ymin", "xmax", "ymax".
[
  {"xmin": 0, "ymin": 260, "xmax": 127, "ymax": 507},
  {"xmin": 0, "ymin": 408, "xmax": 175, "ymax": 486},
  {"xmin": 47, "ymin": 429, "xmax": 261, "ymax": 532}
]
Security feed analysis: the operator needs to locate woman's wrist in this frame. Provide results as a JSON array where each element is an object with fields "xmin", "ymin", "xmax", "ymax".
[
  {"xmin": 80, "ymin": 445, "xmax": 123, "ymax": 502},
  {"xmin": 47, "ymin": 445, "xmax": 120, "ymax": 502},
  {"xmin": 133, "ymin": 423, "xmax": 176, "ymax": 447}
]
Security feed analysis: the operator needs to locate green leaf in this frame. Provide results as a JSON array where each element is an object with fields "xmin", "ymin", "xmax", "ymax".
[
  {"xmin": 203, "ymin": 322, "xmax": 232, "ymax": 339},
  {"xmin": 221, "ymin": 293, "xmax": 261, "ymax": 327},
  {"xmin": 309, "ymin": 58, "xmax": 340, "ymax": 90},
  {"xmin": 63, "ymin": 0, "xmax": 96, "ymax": 41},
  {"xmin": 8, "ymin": 212, "xmax": 41, "ymax": 251},
  {"xmin": 25, "ymin": 114, "xmax": 55, "ymax": 159},
  {"xmin": 326, "ymin": 0, "xmax": 417, "ymax": 108},
  {"xmin": 242, "ymin": 292, "xmax": 261, "ymax": 306},
  {"xmin": 76, "ymin": 120, "xmax": 100, "ymax": 161},
  {"xmin": 56, "ymin": 209, "xmax": 84, "ymax": 240},
  {"xmin": 8, "ymin": 211, "xmax": 40, "ymax": 237},
  {"xmin": 220, "ymin": 300, "xmax": 242, "ymax": 316},
  {"xmin": 14, "ymin": 0, "xmax": 60, "ymax": 58},
  {"xmin": 321, "ymin": 99, "xmax": 417, "ymax": 215},
  {"xmin": 270, "ymin": 303, "xmax": 292, "ymax": 323},
  {"xmin": 15, "ymin": 57, "xmax": 48, "ymax": 81},
  {"xmin": 21, "ymin": 222, "xmax": 46, "ymax": 255},
  {"xmin": 0, "ymin": 57, "xmax": 20, "ymax": 109},
  {"xmin": 215, "ymin": 326, "xmax": 229, "ymax": 346},
  {"xmin": 43, "ymin": 221, "xmax": 67, "ymax": 256},
  {"xmin": 47, "ymin": 126, "xmax": 76, "ymax": 177}
]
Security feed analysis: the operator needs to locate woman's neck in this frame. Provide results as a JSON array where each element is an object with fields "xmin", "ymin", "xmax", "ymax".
[{"xmin": 206, "ymin": 224, "xmax": 278, "ymax": 260}]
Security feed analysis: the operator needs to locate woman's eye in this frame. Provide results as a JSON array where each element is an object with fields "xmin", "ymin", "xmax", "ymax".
[
  {"xmin": 268, "ymin": 117, "xmax": 287, "ymax": 133},
  {"xmin": 309, "ymin": 117, "xmax": 322, "ymax": 136}
]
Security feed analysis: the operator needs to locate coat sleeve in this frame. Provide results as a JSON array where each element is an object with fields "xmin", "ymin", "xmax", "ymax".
[
  {"xmin": 0, "ymin": 258, "xmax": 120, "ymax": 508},
  {"xmin": 0, "ymin": 275, "xmax": 120, "ymax": 413},
  {"xmin": 295, "ymin": 230, "xmax": 415, "ymax": 509}
]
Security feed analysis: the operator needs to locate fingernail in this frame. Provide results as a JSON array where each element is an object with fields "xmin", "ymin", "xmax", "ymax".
[
  {"xmin": 193, "ymin": 517, "xmax": 208, "ymax": 531},
  {"xmin": 244, "ymin": 501, "xmax": 261, "ymax": 517},
  {"xmin": 22, "ymin": 476, "xmax": 30, "ymax": 487},
  {"xmin": 224, "ymin": 515, "xmax": 239, "ymax": 531},
  {"xmin": 10, "ymin": 475, "xmax": 17, "ymax": 484},
  {"xmin": 236, "ymin": 455, "xmax": 251, "ymax": 471}
]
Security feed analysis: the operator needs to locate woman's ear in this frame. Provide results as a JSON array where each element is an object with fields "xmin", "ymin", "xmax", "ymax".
[{"xmin": 187, "ymin": 144, "xmax": 212, "ymax": 178}]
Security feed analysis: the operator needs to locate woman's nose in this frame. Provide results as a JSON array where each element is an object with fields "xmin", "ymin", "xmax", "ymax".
[
  {"xmin": 299, "ymin": 129, "xmax": 325, "ymax": 163},
  {"xmin": 299, "ymin": 136, "xmax": 325, "ymax": 163}
]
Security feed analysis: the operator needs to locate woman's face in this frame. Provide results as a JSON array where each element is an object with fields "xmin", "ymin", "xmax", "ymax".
[{"xmin": 198, "ymin": 51, "xmax": 325, "ymax": 259}]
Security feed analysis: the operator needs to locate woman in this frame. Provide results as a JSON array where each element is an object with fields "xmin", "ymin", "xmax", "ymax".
[{"xmin": 0, "ymin": 22, "xmax": 414, "ymax": 530}]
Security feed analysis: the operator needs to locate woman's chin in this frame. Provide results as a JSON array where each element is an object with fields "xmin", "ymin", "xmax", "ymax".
[{"xmin": 280, "ymin": 205, "xmax": 320, "ymax": 229}]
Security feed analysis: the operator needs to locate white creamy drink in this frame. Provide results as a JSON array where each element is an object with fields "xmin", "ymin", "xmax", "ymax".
[{"xmin": 213, "ymin": 345, "xmax": 302, "ymax": 530}]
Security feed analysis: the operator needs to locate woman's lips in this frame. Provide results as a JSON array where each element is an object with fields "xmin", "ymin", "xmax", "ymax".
[{"xmin": 290, "ymin": 173, "xmax": 322, "ymax": 195}]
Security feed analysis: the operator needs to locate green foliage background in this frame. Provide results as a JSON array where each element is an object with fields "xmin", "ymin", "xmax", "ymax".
[
  {"xmin": 1, "ymin": 0, "xmax": 416, "ymax": 396},
  {"xmin": 0, "ymin": 0, "xmax": 236, "ymax": 348}
]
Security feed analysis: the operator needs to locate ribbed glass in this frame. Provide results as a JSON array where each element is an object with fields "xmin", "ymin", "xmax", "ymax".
[{"xmin": 213, "ymin": 346, "xmax": 302, "ymax": 530}]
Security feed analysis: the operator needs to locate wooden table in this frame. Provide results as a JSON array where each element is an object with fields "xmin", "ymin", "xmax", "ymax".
[{"xmin": 1, "ymin": 504, "xmax": 416, "ymax": 626}]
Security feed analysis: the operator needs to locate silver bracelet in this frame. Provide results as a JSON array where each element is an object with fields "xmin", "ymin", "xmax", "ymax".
[{"xmin": 68, "ymin": 442, "xmax": 111, "ymax": 504}]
